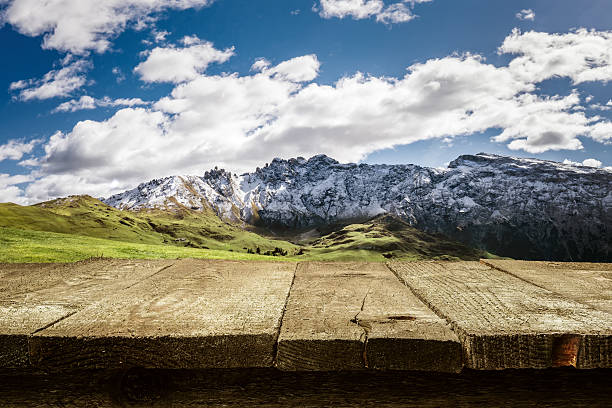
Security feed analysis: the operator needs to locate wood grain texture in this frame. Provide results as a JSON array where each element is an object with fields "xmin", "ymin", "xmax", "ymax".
[
  {"xmin": 276, "ymin": 262, "xmax": 461, "ymax": 372},
  {"xmin": 30, "ymin": 259, "xmax": 296, "ymax": 370},
  {"xmin": 389, "ymin": 261, "xmax": 612, "ymax": 370},
  {"xmin": 0, "ymin": 304, "xmax": 75, "ymax": 368},
  {"xmin": 481, "ymin": 259, "xmax": 612, "ymax": 313},
  {"xmin": 0, "ymin": 259, "xmax": 175, "ymax": 305},
  {"xmin": 0, "ymin": 260, "xmax": 173, "ymax": 368}
]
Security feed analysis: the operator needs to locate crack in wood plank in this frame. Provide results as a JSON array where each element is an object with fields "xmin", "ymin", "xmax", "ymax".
[
  {"xmin": 350, "ymin": 289, "xmax": 371, "ymax": 368},
  {"xmin": 273, "ymin": 263, "xmax": 298, "ymax": 368}
]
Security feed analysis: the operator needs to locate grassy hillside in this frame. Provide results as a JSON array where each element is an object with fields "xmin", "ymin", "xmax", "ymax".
[
  {"xmin": 0, "ymin": 195, "xmax": 298, "ymax": 254},
  {"xmin": 0, "ymin": 196, "xmax": 492, "ymax": 263},
  {"xmin": 0, "ymin": 227, "xmax": 288, "ymax": 263},
  {"xmin": 301, "ymin": 214, "xmax": 490, "ymax": 261}
]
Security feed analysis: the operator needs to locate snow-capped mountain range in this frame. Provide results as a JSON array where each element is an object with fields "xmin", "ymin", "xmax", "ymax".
[{"xmin": 104, "ymin": 153, "xmax": 612, "ymax": 261}]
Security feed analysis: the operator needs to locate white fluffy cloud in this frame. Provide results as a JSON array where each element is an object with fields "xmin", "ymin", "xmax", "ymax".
[
  {"xmin": 9, "ymin": 59, "xmax": 90, "ymax": 100},
  {"xmin": 134, "ymin": 36, "xmax": 235, "ymax": 83},
  {"xmin": 0, "ymin": 139, "xmax": 39, "ymax": 161},
  {"xmin": 52, "ymin": 95, "xmax": 149, "ymax": 113},
  {"xmin": 8, "ymin": 28, "xmax": 612, "ymax": 203},
  {"xmin": 493, "ymin": 92, "xmax": 591, "ymax": 153},
  {"xmin": 0, "ymin": 173, "xmax": 33, "ymax": 204},
  {"xmin": 582, "ymin": 158, "xmax": 603, "ymax": 168},
  {"xmin": 317, "ymin": 0, "xmax": 432, "ymax": 24},
  {"xmin": 375, "ymin": 3, "xmax": 415, "ymax": 24},
  {"xmin": 590, "ymin": 102, "xmax": 611, "ymax": 111},
  {"xmin": 250, "ymin": 55, "xmax": 321, "ymax": 82},
  {"xmin": 37, "ymin": 109, "xmax": 171, "ymax": 179},
  {"xmin": 318, "ymin": 0, "xmax": 383, "ymax": 19},
  {"xmin": 563, "ymin": 158, "xmax": 602, "ymax": 168},
  {"xmin": 516, "ymin": 9, "xmax": 535, "ymax": 21},
  {"xmin": 501, "ymin": 28, "xmax": 612, "ymax": 84},
  {"xmin": 588, "ymin": 121, "xmax": 612, "ymax": 143},
  {"xmin": 1, "ymin": 0, "xmax": 214, "ymax": 55},
  {"xmin": 52, "ymin": 95, "xmax": 96, "ymax": 112},
  {"xmin": 2, "ymin": 1, "xmax": 216, "ymax": 99}
]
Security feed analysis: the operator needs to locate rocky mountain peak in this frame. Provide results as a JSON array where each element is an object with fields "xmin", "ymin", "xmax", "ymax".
[
  {"xmin": 103, "ymin": 153, "xmax": 612, "ymax": 261},
  {"xmin": 203, "ymin": 167, "xmax": 233, "ymax": 181},
  {"xmin": 448, "ymin": 153, "xmax": 507, "ymax": 168},
  {"xmin": 305, "ymin": 154, "xmax": 340, "ymax": 166}
]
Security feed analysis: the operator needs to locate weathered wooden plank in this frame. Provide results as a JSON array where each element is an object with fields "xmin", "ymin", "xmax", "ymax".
[
  {"xmin": 0, "ymin": 263, "xmax": 68, "ymax": 300},
  {"xmin": 0, "ymin": 259, "xmax": 175, "ymax": 305},
  {"xmin": 481, "ymin": 259, "xmax": 612, "ymax": 313},
  {"xmin": 361, "ymin": 276, "xmax": 462, "ymax": 372},
  {"xmin": 276, "ymin": 262, "xmax": 461, "ymax": 372},
  {"xmin": 0, "ymin": 259, "xmax": 173, "ymax": 368},
  {"xmin": 389, "ymin": 261, "xmax": 612, "ymax": 370},
  {"xmin": 0, "ymin": 303, "xmax": 76, "ymax": 368},
  {"xmin": 30, "ymin": 259, "xmax": 296, "ymax": 370},
  {"xmin": 276, "ymin": 263, "xmax": 366, "ymax": 371}
]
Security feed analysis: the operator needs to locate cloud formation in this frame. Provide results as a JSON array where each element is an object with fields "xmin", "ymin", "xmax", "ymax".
[
  {"xmin": 317, "ymin": 0, "xmax": 432, "ymax": 24},
  {"xmin": 0, "ymin": 173, "xmax": 33, "ymax": 204},
  {"xmin": 52, "ymin": 95, "xmax": 149, "ymax": 113},
  {"xmin": 0, "ymin": 139, "xmax": 39, "ymax": 161},
  {"xmin": 1, "ymin": 0, "xmax": 214, "ymax": 55},
  {"xmin": 250, "ymin": 55, "xmax": 321, "ymax": 82},
  {"xmin": 2, "ymin": 1, "xmax": 216, "ymax": 100},
  {"xmin": 501, "ymin": 28, "xmax": 612, "ymax": 84},
  {"xmin": 134, "ymin": 36, "xmax": 235, "ymax": 83},
  {"xmin": 8, "ymin": 28, "xmax": 612, "ymax": 203},
  {"xmin": 9, "ymin": 59, "xmax": 91, "ymax": 101},
  {"xmin": 516, "ymin": 9, "xmax": 535, "ymax": 21},
  {"xmin": 563, "ymin": 158, "xmax": 603, "ymax": 168}
]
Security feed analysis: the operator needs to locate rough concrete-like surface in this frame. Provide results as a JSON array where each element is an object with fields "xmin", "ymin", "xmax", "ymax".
[
  {"xmin": 30, "ymin": 259, "xmax": 296, "ymax": 370},
  {"xmin": 388, "ymin": 261, "xmax": 612, "ymax": 370},
  {"xmin": 276, "ymin": 262, "xmax": 461, "ymax": 372},
  {"xmin": 481, "ymin": 259, "xmax": 612, "ymax": 313},
  {"xmin": 0, "ymin": 259, "xmax": 173, "ymax": 368}
]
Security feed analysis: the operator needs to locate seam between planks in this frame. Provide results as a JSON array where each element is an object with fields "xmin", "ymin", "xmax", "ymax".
[
  {"xmin": 122, "ymin": 261, "xmax": 177, "ymax": 291},
  {"xmin": 273, "ymin": 262, "xmax": 298, "ymax": 368},
  {"xmin": 384, "ymin": 262, "xmax": 470, "ymax": 365},
  {"xmin": 386, "ymin": 262, "xmax": 612, "ymax": 370},
  {"xmin": 479, "ymin": 260, "xmax": 551, "ymax": 291},
  {"xmin": 479, "ymin": 259, "xmax": 608, "ymax": 314},
  {"xmin": 24, "ymin": 261, "xmax": 177, "ymax": 367},
  {"xmin": 384, "ymin": 262, "xmax": 457, "ymax": 329},
  {"xmin": 30, "ymin": 262, "xmax": 177, "ymax": 330},
  {"xmin": 29, "ymin": 310, "xmax": 79, "ymax": 336},
  {"xmin": 27, "ymin": 309, "xmax": 79, "ymax": 366}
]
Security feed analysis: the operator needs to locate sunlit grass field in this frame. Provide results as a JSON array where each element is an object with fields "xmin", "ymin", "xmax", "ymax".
[
  {"xmin": 0, "ymin": 195, "xmax": 493, "ymax": 263},
  {"xmin": 0, "ymin": 227, "xmax": 401, "ymax": 263},
  {"xmin": 0, "ymin": 227, "xmax": 294, "ymax": 263}
]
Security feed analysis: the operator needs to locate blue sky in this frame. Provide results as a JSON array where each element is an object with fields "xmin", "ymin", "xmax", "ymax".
[{"xmin": 0, "ymin": 0, "xmax": 611, "ymax": 203}]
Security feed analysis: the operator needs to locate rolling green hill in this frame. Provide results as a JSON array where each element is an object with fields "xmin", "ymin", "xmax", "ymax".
[
  {"xmin": 0, "ymin": 227, "xmax": 288, "ymax": 263},
  {"xmin": 301, "ymin": 214, "xmax": 489, "ymax": 261},
  {"xmin": 0, "ymin": 196, "xmax": 492, "ymax": 263},
  {"xmin": 0, "ymin": 195, "xmax": 298, "ymax": 253}
]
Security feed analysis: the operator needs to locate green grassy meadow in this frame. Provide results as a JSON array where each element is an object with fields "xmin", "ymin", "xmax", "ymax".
[
  {"xmin": 0, "ymin": 195, "xmax": 492, "ymax": 263},
  {"xmin": 0, "ymin": 227, "xmax": 290, "ymax": 263}
]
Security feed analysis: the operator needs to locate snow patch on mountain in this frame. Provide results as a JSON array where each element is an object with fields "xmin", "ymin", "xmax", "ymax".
[{"xmin": 103, "ymin": 153, "xmax": 612, "ymax": 261}]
